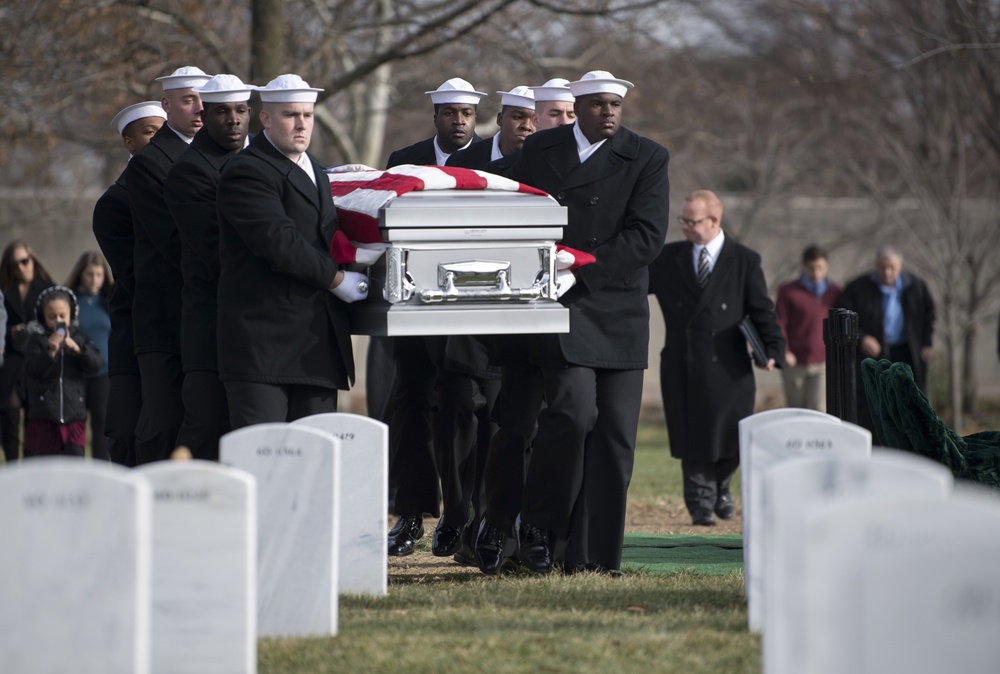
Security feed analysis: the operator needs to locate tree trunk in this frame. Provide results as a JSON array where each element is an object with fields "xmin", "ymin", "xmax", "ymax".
[
  {"xmin": 962, "ymin": 324, "xmax": 977, "ymax": 416},
  {"xmin": 250, "ymin": 0, "xmax": 283, "ymax": 84}
]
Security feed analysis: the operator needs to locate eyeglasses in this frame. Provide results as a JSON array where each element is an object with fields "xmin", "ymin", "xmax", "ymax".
[
  {"xmin": 676, "ymin": 216, "xmax": 712, "ymax": 227},
  {"xmin": 15, "ymin": 257, "xmax": 31, "ymax": 267}
]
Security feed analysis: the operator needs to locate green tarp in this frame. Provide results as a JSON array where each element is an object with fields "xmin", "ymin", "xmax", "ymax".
[{"xmin": 621, "ymin": 533, "xmax": 744, "ymax": 576}]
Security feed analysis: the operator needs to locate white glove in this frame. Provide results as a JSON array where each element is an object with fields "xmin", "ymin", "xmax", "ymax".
[
  {"xmin": 351, "ymin": 242, "xmax": 390, "ymax": 268},
  {"xmin": 554, "ymin": 270, "xmax": 577, "ymax": 299},
  {"xmin": 555, "ymin": 249, "xmax": 576, "ymax": 271},
  {"xmin": 327, "ymin": 163, "xmax": 377, "ymax": 173},
  {"xmin": 330, "ymin": 271, "xmax": 369, "ymax": 303}
]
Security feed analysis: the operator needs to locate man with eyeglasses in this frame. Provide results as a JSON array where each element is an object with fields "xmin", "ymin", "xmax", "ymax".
[{"xmin": 648, "ymin": 190, "xmax": 785, "ymax": 527}]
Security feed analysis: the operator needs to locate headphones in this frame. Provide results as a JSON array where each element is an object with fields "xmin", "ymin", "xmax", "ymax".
[{"xmin": 34, "ymin": 285, "xmax": 79, "ymax": 324}]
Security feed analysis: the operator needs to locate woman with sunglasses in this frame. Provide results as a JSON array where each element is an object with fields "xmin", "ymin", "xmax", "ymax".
[{"xmin": 0, "ymin": 240, "xmax": 54, "ymax": 463}]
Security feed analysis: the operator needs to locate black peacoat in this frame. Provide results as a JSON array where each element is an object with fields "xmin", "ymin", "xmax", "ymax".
[
  {"xmin": 93, "ymin": 170, "xmax": 140, "ymax": 377},
  {"xmin": 164, "ymin": 128, "xmax": 240, "ymax": 373},
  {"xmin": 127, "ymin": 123, "xmax": 188, "ymax": 355},
  {"xmin": 649, "ymin": 237, "xmax": 785, "ymax": 462},
  {"xmin": 386, "ymin": 134, "xmax": 481, "ymax": 169},
  {"xmin": 1, "ymin": 277, "xmax": 54, "ymax": 399},
  {"xmin": 216, "ymin": 132, "xmax": 354, "ymax": 390},
  {"xmin": 445, "ymin": 138, "xmax": 493, "ymax": 169},
  {"xmin": 508, "ymin": 124, "xmax": 670, "ymax": 369}
]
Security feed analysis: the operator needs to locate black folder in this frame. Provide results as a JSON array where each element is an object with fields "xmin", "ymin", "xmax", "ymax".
[{"xmin": 738, "ymin": 316, "xmax": 769, "ymax": 367}]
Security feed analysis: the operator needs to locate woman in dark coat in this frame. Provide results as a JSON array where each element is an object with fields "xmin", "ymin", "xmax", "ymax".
[{"xmin": 0, "ymin": 240, "xmax": 54, "ymax": 463}]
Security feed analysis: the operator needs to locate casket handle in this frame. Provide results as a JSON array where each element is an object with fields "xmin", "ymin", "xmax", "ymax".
[{"xmin": 419, "ymin": 260, "xmax": 543, "ymax": 303}]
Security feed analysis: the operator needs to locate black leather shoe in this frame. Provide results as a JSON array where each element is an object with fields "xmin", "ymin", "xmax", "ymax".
[
  {"xmin": 387, "ymin": 515, "xmax": 424, "ymax": 556},
  {"xmin": 432, "ymin": 520, "xmax": 465, "ymax": 557},
  {"xmin": 453, "ymin": 543, "xmax": 477, "ymax": 567},
  {"xmin": 691, "ymin": 509, "xmax": 716, "ymax": 527},
  {"xmin": 475, "ymin": 523, "xmax": 507, "ymax": 576},
  {"xmin": 714, "ymin": 492, "xmax": 735, "ymax": 520},
  {"xmin": 516, "ymin": 519, "xmax": 553, "ymax": 574}
]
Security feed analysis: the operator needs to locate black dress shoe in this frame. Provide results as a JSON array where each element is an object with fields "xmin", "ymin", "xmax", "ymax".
[
  {"xmin": 453, "ymin": 543, "xmax": 477, "ymax": 567},
  {"xmin": 475, "ymin": 523, "xmax": 507, "ymax": 576},
  {"xmin": 387, "ymin": 515, "xmax": 424, "ymax": 556},
  {"xmin": 691, "ymin": 509, "xmax": 716, "ymax": 527},
  {"xmin": 432, "ymin": 520, "xmax": 465, "ymax": 557},
  {"xmin": 516, "ymin": 519, "xmax": 553, "ymax": 574},
  {"xmin": 714, "ymin": 492, "xmax": 735, "ymax": 520}
]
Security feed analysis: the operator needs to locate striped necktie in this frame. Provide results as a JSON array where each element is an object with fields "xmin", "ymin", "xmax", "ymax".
[{"xmin": 697, "ymin": 247, "xmax": 710, "ymax": 287}]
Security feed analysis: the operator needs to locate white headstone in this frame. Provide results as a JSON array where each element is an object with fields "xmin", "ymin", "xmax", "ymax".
[
  {"xmin": 138, "ymin": 461, "xmax": 257, "ymax": 674},
  {"xmin": 0, "ymin": 458, "xmax": 152, "ymax": 674},
  {"xmin": 858, "ymin": 541, "xmax": 1000, "ymax": 674},
  {"xmin": 220, "ymin": 424, "xmax": 341, "ymax": 638},
  {"xmin": 761, "ymin": 450, "xmax": 953, "ymax": 674},
  {"xmin": 292, "ymin": 413, "xmax": 388, "ymax": 596},
  {"xmin": 738, "ymin": 408, "xmax": 836, "ymax": 599},
  {"xmin": 797, "ymin": 490, "xmax": 1000, "ymax": 674},
  {"xmin": 744, "ymin": 417, "xmax": 870, "ymax": 632}
]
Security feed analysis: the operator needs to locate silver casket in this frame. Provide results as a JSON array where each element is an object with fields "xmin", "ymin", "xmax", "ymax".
[{"xmin": 350, "ymin": 190, "xmax": 570, "ymax": 336}]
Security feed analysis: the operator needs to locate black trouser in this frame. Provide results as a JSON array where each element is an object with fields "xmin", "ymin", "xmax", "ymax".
[
  {"xmin": 0, "ymin": 397, "xmax": 21, "ymax": 463},
  {"xmin": 177, "ymin": 370, "xmax": 230, "ymax": 461},
  {"xmin": 135, "ymin": 352, "xmax": 184, "ymax": 464},
  {"xmin": 388, "ymin": 337, "xmax": 440, "ymax": 518},
  {"xmin": 522, "ymin": 366, "xmax": 644, "ymax": 570},
  {"xmin": 483, "ymin": 363, "xmax": 543, "ymax": 534},
  {"xmin": 85, "ymin": 375, "xmax": 110, "ymax": 461},
  {"xmin": 105, "ymin": 373, "xmax": 141, "ymax": 467},
  {"xmin": 681, "ymin": 456, "xmax": 740, "ymax": 515},
  {"xmin": 225, "ymin": 381, "xmax": 337, "ymax": 430}
]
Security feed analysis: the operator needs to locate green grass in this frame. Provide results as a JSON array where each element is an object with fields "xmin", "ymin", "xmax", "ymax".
[
  {"xmin": 258, "ymin": 421, "xmax": 757, "ymax": 674},
  {"xmin": 261, "ymin": 573, "xmax": 759, "ymax": 674}
]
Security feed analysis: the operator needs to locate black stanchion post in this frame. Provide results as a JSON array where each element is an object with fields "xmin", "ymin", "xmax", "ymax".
[
  {"xmin": 839, "ymin": 310, "xmax": 859, "ymax": 424},
  {"xmin": 823, "ymin": 316, "xmax": 839, "ymax": 418}
]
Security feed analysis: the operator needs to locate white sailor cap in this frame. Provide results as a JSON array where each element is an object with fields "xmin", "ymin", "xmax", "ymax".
[
  {"xmin": 424, "ymin": 78, "xmax": 488, "ymax": 105},
  {"xmin": 531, "ymin": 78, "xmax": 575, "ymax": 103},
  {"xmin": 194, "ymin": 74, "xmax": 254, "ymax": 103},
  {"xmin": 155, "ymin": 66, "xmax": 212, "ymax": 91},
  {"xmin": 111, "ymin": 101, "xmax": 167, "ymax": 136},
  {"xmin": 496, "ymin": 86, "xmax": 535, "ymax": 110},
  {"xmin": 255, "ymin": 74, "xmax": 324, "ymax": 103},
  {"xmin": 568, "ymin": 70, "xmax": 634, "ymax": 99}
]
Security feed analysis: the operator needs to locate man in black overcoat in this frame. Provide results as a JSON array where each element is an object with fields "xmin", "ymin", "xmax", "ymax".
[
  {"xmin": 473, "ymin": 78, "xmax": 578, "ymax": 574},
  {"xmin": 127, "ymin": 66, "xmax": 212, "ymax": 463},
  {"xmin": 164, "ymin": 74, "xmax": 253, "ymax": 460},
  {"xmin": 216, "ymin": 74, "xmax": 366, "ymax": 427},
  {"xmin": 507, "ymin": 70, "xmax": 670, "ymax": 574},
  {"xmin": 383, "ymin": 78, "xmax": 498, "ymax": 560},
  {"xmin": 93, "ymin": 101, "xmax": 166, "ymax": 466},
  {"xmin": 835, "ymin": 245, "xmax": 935, "ymax": 437},
  {"xmin": 648, "ymin": 190, "xmax": 785, "ymax": 526}
]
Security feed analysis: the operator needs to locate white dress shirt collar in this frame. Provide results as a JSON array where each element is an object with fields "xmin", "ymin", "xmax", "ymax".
[{"xmin": 572, "ymin": 121, "xmax": 607, "ymax": 163}]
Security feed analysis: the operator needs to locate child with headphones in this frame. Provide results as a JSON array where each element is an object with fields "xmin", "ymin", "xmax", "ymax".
[{"xmin": 21, "ymin": 286, "xmax": 102, "ymax": 457}]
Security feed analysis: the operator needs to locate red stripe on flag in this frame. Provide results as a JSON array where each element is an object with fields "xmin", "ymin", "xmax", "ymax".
[
  {"xmin": 329, "ymin": 229, "xmax": 357, "ymax": 264},
  {"xmin": 335, "ymin": 210, "xmax": 382, "ymax": 244},
  {"xmin": 516, "ymin": 183, "xmax": 549, "ymax": 197},
  {"xmin": 328, "ymin": 173, "xmax": 427, "ymax": 199}
]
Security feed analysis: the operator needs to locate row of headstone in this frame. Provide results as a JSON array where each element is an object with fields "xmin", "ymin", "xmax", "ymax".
[
  {"xmin": 741, "ymin": 408, "xmax": 1000, "ymax": 674},
  {"xmin": 0, "ymin": 413, "xmax": 388, "ymax": 673}
]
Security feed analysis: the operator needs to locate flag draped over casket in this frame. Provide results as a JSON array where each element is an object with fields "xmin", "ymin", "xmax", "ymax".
[{"xmin": 324, "ymin": 164, "xmax": 594, "ymax": 269}]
